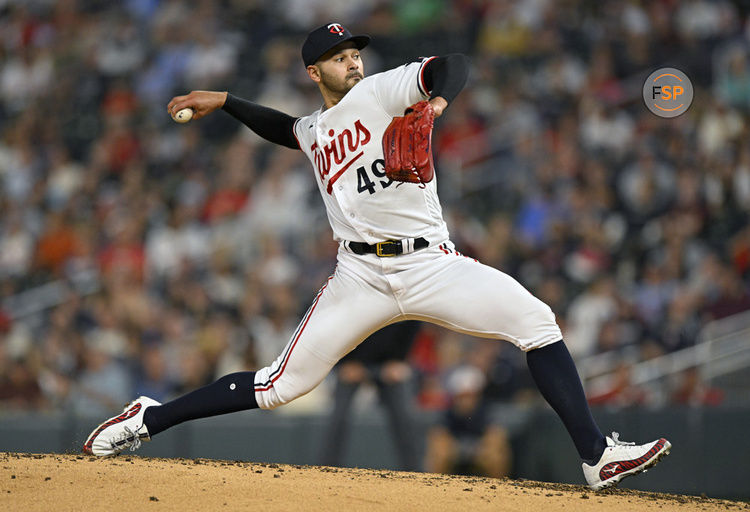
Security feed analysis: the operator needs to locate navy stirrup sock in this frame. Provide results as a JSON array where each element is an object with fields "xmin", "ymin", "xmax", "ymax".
[
  {"xmin": 143, "ymin": 372, "xmax": 258, "ymax": 437},
  {"xmin": 526, "ymin": 341, "xmax": 606, "ymax": 464}
]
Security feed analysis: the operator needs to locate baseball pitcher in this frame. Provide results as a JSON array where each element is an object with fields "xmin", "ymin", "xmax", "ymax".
[{"xmin": 83, "ymin": 23, "xmax": 671, "ymax": 490}]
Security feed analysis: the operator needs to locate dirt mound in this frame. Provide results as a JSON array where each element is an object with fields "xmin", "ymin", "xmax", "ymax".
[{"xmin": 0, "ymin": 452, "xmax": 744, "ymax": 511}]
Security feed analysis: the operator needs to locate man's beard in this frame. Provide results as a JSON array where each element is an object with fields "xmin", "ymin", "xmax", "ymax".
[{"xmin": 321, "ymin": 69, "xmax": 363, "ymax": 94}]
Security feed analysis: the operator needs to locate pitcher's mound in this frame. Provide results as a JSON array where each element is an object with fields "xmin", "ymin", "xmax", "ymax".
[{"xmin": 0, "ymin": 452, "xmax": 740, "ymax": 511}]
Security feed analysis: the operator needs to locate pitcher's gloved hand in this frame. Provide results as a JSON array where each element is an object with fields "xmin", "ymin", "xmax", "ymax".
[{"xmin": 382, "ymin": 100, "xmax": 435, "ymax": 186}]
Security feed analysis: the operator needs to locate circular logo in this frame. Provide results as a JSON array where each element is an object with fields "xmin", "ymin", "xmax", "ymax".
[{"xmin": 643, "ymin": 68, "xmax": 693, "ymax": 118}]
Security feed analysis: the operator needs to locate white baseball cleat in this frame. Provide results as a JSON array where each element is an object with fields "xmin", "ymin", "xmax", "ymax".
[
  {"xmin": 582, "ymin": 432, "xmax": 671, "ymax": 490},
  {"xmin": 82, "ymin": 396, "xmax": 161, "ymax": 457}
]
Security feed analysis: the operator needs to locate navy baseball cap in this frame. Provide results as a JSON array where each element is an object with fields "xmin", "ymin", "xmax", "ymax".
[{"xmin": 301, "ymin": 23, "xmax": 370, "ymax": 67}]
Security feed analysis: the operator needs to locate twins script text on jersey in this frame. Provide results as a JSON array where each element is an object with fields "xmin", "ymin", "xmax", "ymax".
[
  {"xmin": 311, "ymin": 119, "xmax": 371, "ymax": 193},
  {"xmin": 293, "ymin": 58, "xmax": 448, "ymax": 245}
]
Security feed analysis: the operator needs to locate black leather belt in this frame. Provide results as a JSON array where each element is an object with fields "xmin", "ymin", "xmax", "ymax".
[{"xmin": 348, "ymin": 237, "xmax": 429, "ymax": 257}]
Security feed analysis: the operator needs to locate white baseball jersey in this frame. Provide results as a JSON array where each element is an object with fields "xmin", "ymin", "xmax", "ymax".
[
  {"xmin": 253, "ymin": 59, "xmax": 562, "ymax": 410},
  {"xmin": 292, "ymin": 57, "xmax": 449, "ymax": 245}
]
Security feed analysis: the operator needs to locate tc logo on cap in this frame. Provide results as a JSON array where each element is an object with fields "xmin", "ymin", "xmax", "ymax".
[
  {"xmin": 642, "ymin": 68, "xmax": 693, "ymax": 118},
  {"xmin": 328, "ymin": 23, "xmax": 345, "ymax": 36},
  {"xmin": 302, "ymin": 23, "xmax": 370, "ymax": 66}
]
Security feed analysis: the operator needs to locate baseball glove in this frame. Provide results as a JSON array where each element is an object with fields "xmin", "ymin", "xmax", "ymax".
[{"xmin": 382, "ymin": 100, "xmax": 435, "ymax": 186}]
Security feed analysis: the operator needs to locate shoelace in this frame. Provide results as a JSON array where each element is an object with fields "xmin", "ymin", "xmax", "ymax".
[
  {"xmin": 110, "ymin": 426, "xmax": 142, "ymax": 452},
  {"xmin": 610, "ymin": 431, "xmax": 635, "ymax": 446}
]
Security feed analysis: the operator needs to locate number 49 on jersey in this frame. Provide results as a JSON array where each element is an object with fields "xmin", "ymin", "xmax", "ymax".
[{"xmin": 357, "ymin": 159, "xmax": 392, "ymax": 194}]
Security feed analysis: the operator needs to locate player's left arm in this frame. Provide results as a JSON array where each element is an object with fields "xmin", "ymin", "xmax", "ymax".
[
  {"xmin": 420, "ymin": 54, "xmax": 470, "ymax": 117},
  {"xmin": 380, "ymin": 55, "xmax": 469, "ymax": 185}
]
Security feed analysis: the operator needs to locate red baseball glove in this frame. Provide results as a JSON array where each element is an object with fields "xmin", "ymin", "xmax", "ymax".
[{"xmin": 382, "ymin": 100, "xmax": 435, "ymax": 186}]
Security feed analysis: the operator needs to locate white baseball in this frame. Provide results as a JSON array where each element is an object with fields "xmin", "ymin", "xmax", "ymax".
[{"xmin": 172, "ymin": 108, "xmax": 193, "ymax": 123}]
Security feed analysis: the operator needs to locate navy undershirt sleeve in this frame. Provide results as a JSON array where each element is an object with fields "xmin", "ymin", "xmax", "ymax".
[
  {"xmin": 221, "ymin": 93, "xmax": 300, "ymax": 149},
  {"xmin": 422, "ymin": 53, "xmax": 469, "ymax": 105}
]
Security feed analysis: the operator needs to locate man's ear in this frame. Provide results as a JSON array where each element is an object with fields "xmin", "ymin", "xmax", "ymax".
[{"xmin": 307, "ymin": 65, "xmax": 321, "ymax": 83}]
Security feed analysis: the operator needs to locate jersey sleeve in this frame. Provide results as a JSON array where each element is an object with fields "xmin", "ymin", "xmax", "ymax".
[
  {"xmin": 222, "ymin": 94, "xmax": 300, "ymax": 149},
  {"xmin": 291, "ymin": 117, "xmax": 304, "ymax": 150},
  {"xmin": 372, "ymin": 57, "xmax": 437, "ymax": 117}
]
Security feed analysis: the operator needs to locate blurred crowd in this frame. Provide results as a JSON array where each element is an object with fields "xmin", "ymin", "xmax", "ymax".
[{"xmin": 1, "ymin": 0, "xmax": 750, "ymax": 419}]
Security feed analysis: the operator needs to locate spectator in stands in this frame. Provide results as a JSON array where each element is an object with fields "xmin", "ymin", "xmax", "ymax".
[
  {"xmin": 71, "ymin": 340, "xmax": 131, "ymax": 418},
  {"xmin": 424, "ymin": 364, "xmax": 511, "ymax": 478},
  {"xmin": 670, "ymin": 367, "xmax": 724, "ymax": 407},
  {"xmin": 134, "ymin": 344, "xmax": 175, "ymax": 403},
  {"xmin": 587, "ymin": 361, "xmax": 651, "ymax": 408},
  {"xmin": 320, "ymin": 322, "xmax": 421, "ymax": 471}
]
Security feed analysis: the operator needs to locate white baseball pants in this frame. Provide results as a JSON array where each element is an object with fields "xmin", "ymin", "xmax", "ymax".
[{"xmin": 253, "ymin": 241, "xmax": 562, "ymax": 409}]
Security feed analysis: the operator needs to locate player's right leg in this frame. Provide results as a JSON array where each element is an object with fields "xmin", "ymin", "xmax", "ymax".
[
  {"xmin": 83, "ymin": 262, "xmax": 402, "ymax": 456},
  {"xmin": 398, "ymin": 244, "xmax": 671, "ymax": 488}
]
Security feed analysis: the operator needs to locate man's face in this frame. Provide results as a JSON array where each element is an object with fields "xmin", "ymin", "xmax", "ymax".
[{"xmin": 311, "ymin": 42, "xmax": 364, "ymax": 95}]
